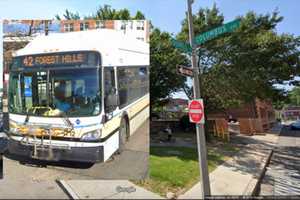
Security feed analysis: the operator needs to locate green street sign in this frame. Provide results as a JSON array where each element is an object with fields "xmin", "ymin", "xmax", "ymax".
[
  {"xmin": 194, "ymin": 19, "xmax": 241, "ymax": 46},
  {"xmin": 171, "ymin": 38, "xmax": 192, "ymax": 53}
]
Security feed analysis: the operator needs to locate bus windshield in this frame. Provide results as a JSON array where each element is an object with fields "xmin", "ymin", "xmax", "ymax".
[{"xmin": 9, "ymin": 68, "xmax": 101, "ymax": 117}]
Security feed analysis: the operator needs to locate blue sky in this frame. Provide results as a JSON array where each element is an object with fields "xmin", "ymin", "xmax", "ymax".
[
  {"xmin": 0, "ymin": 0, "xmax": 300, "ymax": 93},
  {"xmin": 0, "ymin": 0, "xmax": 298, "ymax": 34}
]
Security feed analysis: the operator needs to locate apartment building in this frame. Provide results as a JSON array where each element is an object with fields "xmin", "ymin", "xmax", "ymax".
[{"xmin": 60, "ymin": 20, "xmax": 150, "ymax": 43}]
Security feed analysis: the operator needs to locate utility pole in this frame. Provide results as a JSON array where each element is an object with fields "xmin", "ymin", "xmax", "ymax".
[{"xmin": 187, "ymin": 0, "xmax": 211, "ymax": 198}]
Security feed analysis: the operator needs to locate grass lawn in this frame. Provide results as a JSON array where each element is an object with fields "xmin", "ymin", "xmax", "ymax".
[{"xmin": 135, "ymin": 143, "xmax": 239, "ymax": 197}]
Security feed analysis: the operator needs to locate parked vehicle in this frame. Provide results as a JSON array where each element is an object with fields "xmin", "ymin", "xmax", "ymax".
[
  {"xmin": 6, "ymin": 29, "xmax": 149, "ymax": 163},
  {"xmin": 290, "ymin": 120, "xmax": 300, "ymax": 130}
]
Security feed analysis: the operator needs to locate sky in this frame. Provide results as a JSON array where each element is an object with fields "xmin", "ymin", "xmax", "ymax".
[{"xmin": 0, "ymin": 0, "xmax": 300, "ymax": 96}]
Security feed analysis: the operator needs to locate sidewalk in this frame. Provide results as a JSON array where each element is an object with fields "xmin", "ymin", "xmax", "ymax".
[
  {"xmin": 59, "ymin": 180, "xmax": 164, "ymax": 199},
  {"xmin": 179, "ymin": 129, "xmax": 280, "ymax": 199},
  {"xmin": 0, "ymin": 180, "xmax": 68, "ymax": 199},
  {"xmin": 0, "ymin": 124, "xmax": 281, "ymax": 199},
  {"xmin": 58, "ymin": 124, "xmax": 281, "ymax": 199}
]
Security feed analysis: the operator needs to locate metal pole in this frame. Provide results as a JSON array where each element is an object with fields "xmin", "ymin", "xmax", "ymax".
[{"xmin": 187, "ymin": 0, "xmax": 211, "ymax": 198}]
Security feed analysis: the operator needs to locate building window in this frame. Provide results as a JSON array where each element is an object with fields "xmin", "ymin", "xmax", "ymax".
[
  {"xmin": 80, "ymin": 22, "xmax": 89, "ymax": 31},
  {"xmin": 129, "ymin": 21, "xmax": 133, "ymax": 29},
  {"xmin": 96, "ymin": 20, "xmax": 105, "ymax": 29},
  {"xmin": 120, "ymin": 22, "xmax": 126, "ymax": 30},
  {"xmin": 136, "ymin": 21, "xmax": 144, "ymax": 30},
  {"xmin": 137, "ymin": 37, "xmax": 144, "ymax": 41},
  {"xmin": 64, "ymin": 23, "xmax": 74, "ymax": 32}
]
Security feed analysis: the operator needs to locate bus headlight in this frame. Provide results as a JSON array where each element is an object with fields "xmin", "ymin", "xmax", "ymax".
[
  {"xmin": 80, "ymin": 129, "xmax": 102, "ymax": 141},
  {"xmin": 10, "ymin": 127, "xmax": 21, "ymax": 135}
]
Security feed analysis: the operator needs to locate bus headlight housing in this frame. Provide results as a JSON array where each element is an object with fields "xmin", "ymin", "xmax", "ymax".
[
  {"xmin": 80, "ymin": 129, "xmax": 102, "ymax": 141},
  {"xmin": 10, "ymin": 127, "xmax": 20, "ymax": 135}
]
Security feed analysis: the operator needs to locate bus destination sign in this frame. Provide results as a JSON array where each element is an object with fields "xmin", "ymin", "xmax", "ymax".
[{"xmin": 22, "ymin": 52, "xmax": 87, "ymax": 67}]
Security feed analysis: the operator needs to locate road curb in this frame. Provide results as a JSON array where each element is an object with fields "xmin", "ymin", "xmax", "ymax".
[
  {"xmin": 56, "ymin": 180, "xmax": 80, "ymax": 199},
  {"xmin": 250, "ymin": 124, "xmax": 282, "ymax": 195},
  {"xmin": 251, "ymin": 149, "xmax": 274, "ymax": 196},
  {"xmin": 249, "ymin": 123, "xmax": 282, "ymax": 193}
]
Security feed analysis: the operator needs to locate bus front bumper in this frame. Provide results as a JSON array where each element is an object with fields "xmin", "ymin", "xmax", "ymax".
[{"xmin": 7, "ymin": 136, "xmax": 104, "ymax": 163}]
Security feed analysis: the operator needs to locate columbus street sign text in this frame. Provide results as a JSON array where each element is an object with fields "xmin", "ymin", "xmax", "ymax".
[{"xmin": 194, "ymin": 19, "xmax": 241, "ymax": 46}]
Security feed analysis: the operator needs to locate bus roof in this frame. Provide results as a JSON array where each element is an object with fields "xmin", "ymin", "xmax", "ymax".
[{"xmin": 14, "ymin": 29, "xmax": 149, "ymax": 67}]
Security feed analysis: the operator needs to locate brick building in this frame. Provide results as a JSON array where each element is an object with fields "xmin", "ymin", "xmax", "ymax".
[
  {"xmin": 60, "ymin": 20, "xmax": 150, "ymax": 43},
  {"xmin": 208, "ymin": 98, "xmax": 276, "ymax": 135}
]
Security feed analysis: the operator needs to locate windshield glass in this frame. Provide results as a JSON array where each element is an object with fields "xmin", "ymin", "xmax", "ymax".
[{"xmin": 9, "ymin": 68, "xmax": 101, "ymax": 117}]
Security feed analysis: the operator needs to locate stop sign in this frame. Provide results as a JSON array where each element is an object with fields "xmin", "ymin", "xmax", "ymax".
[{"xmin": 189, "ymin": 99, "xmax": 205, "ymax": 124}]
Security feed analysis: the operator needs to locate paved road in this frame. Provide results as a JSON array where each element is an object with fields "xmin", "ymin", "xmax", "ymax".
[
  {"xmin": 259, "ymin": 124, "xmax": 300, "ymax": 195},
  {"xmin": 0, "ymin": 120, "xmax": 149, "ymax": 181}
]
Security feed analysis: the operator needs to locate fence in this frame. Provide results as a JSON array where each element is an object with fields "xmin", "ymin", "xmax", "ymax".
[{"xmin": 207, "ymin": 119, "xmax": 230, "ymax": 142}]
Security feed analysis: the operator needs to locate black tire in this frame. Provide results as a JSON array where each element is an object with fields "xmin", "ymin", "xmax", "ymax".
[{"xmin": 118, "ymin": 117, "xmax": 128, "ymax": 154}]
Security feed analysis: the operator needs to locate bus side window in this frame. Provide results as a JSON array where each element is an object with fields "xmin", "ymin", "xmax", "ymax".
[{"xmin": 104, "ymin": 68, "xmax": 116, "ymax": 113}]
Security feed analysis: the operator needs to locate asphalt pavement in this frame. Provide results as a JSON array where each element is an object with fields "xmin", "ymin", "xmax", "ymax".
[
  {"xmin": 0, "ymin": 119, "xmax": 149, "ymax": 183},
  {"xmin": 259, "ymin": 124, "xmax": 300, "ymax": 195}
]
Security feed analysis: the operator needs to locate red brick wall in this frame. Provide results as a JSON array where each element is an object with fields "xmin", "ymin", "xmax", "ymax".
[
  {"xmin": 208, "ymin": 98, "xmax": 275, "ymax": 134},
  {"xmin": 238, "ymin": 118, "xmax": 263, "ymax": 135},
  {"xmin": 60, "ymin": 20, "xmax": 114, "ymax": 32}
]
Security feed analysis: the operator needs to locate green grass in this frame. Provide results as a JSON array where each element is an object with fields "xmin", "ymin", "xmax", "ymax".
[{"xmin": 135, "ymin": 145, "xmax": 239, "ymax": 196}]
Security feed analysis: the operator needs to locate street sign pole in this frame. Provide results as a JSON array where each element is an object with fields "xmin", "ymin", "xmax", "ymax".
[{"xmin": 187, "ymin": 0, "xmax": 211, "ymax": 198}]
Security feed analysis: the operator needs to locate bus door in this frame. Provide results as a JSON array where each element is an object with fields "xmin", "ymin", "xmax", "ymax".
[{"xmin": 104, "ymin": 67, "xmax": 118, "ymax": 121}]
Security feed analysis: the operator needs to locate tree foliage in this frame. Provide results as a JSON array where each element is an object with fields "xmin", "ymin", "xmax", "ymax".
[
  {"xmin": 288, "ymin": 86, "xmax": 300, "ymax": 106},
  {"xmin": 177, "ymin": 4, "xmax": 300, "ymax": 111},
  {"xmin": 150, "ymin": 29, "xmax": 188, "ymax": 107},
  {"xmin": 55, "ymin": 9, "xmax": 80, "ymax": 20},
  {"xmin": 56, "ymin": 5, "xmax": 145, "ymax": 20},
  {"xmin": 88, "ymin": 5, "xmax": 145, "ymax": 20}
]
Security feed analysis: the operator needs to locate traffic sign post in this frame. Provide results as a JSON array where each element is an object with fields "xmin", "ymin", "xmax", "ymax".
[
  {"xmin": 187, "ymin": 0, "xmax": 211, "ymax": 198},
  {"xmin": 173, "ymin": 1, "xmax": 240, "ymax": 198},
  {"xmin": 177, "ymin": 65, "xmax": 194, "ymax": 77},
  {"xmin": 189, "ymin": 99, "xmax": 205, "ymax": 124}
]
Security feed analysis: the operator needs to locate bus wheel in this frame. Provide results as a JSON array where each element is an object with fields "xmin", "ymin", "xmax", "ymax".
[{"xmin": 118, "ymin": 117, "xmax": 128, "ymax": 154}]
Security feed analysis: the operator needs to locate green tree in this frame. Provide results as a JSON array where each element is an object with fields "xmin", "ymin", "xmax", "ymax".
[
  {"xmin": 116, "ymin": 9, "xmax": 131, "ymax": 20},
  {"xmin": 93, "ymin": 5, "xmax": 118, "ymax": 19},
  {"xmin": 57, "ymin": 5, "xmax": 146, "ymax": 20},
  {"xmin": 55, "ymin": 9, "xmax": 80, "ymax": 20},
  {"xmin": 150, "ymin": 29, "xmax": 188, "ymax": 108},
  {"xmin": 90, "ymin": 5, "xmax": 145, "ymax": 20},
  {"xmin": 177, "ymin": 4, "xmax": 300, "ymax": 112},
  {"xmin": 133, "ymin": 11, "xmax": 146, "ymax": 20},
  {"xmin": 288, "ymin": 87, "xmax": 300, "ymax": 106}
]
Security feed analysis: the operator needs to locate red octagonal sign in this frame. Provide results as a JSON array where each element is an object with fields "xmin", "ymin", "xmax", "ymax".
[{"xmin": 189, "ymin": 99, "xmax": 205, "ymax": 124}]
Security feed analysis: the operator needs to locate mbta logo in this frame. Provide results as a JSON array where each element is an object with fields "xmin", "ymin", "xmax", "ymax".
[{"xmin": 188, "ymin": 99, "xmax": 205, "ymax": 124}]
